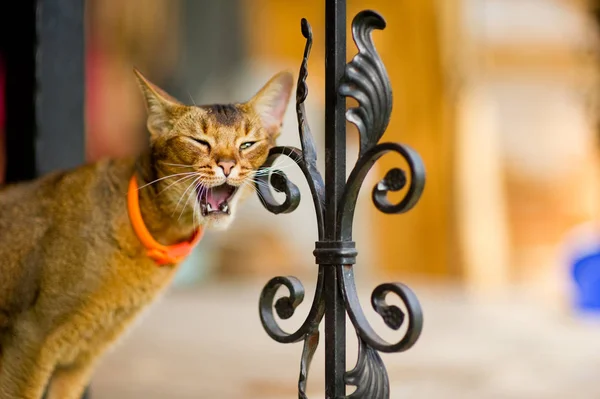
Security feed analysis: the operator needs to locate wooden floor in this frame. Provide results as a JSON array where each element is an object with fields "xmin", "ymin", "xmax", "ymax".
[{"xmin": 90, "ymin": 280, "xmax": 600, "ymax": 398}]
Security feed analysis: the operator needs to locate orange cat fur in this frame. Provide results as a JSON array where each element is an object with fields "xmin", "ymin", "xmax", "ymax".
[{"xmin": 0, "ymin": 69, "xmax": 293, "ymax": 399}]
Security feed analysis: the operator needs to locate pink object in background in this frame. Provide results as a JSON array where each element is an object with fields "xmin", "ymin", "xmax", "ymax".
[{"xmin": 85, "ymin": 41, "xmax": 146, "ymax": 163}]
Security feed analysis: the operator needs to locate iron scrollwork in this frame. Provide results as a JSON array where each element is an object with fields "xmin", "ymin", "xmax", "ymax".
[
  {"xmin": 257, "ymin": 19, "xmax": 326, "ymax": 396},
  {"xmin": 257, "ymin": 9, "xmax": 425, "ymax": 399}
]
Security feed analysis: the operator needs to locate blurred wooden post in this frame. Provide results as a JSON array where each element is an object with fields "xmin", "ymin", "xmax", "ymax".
[
  {"xmin": 366, "ymin": 0, "xmax": 458, "ymax": 278},
  {"xmin": 368, "ymin": 0, "xmax": 511, "ymax": 288},
  {"xmin": 441, "ymin": 0, "xmax": 512, "ymax": 292}
]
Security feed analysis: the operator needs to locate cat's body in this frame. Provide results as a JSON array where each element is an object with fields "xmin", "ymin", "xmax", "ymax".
[
  {"xmin": 0, "ymin": 158, "xmax": 175, "ymax": 398},
  {"xmin": 0, "ymin": 69, "xmax": 293, "ymax": 399}
]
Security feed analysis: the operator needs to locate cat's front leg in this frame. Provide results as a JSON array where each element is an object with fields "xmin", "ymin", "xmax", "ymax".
[
  {"xmin": 45, "ymin": 359, "xmax": 96, "ymax": 399},
  {"xmin": 0, "ymin": 335, "xmax": 56, "ymax": 399}
]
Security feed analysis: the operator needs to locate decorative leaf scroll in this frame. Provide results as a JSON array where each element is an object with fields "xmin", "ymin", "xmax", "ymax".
[
  {"xmin": 299, "ymin": 330, "xmax": 320, "ymax": 399},
  {"xmin": 337, "ymin": 10, "xmax": 425, "ymax": 241},
  {"xmin": 296, "ymin": 18, "xmax": 325, "ymax": 237},
  {"xmin": 339, "ymin": 10, "xmax": 392, "ymax": 157},
  {"xmin": 345, "ymin": 336, "xmax": 390, "ymax": 399},
  {"xmin": 296, "ymin": 18, "xmax": 319, "ymax": 176}
]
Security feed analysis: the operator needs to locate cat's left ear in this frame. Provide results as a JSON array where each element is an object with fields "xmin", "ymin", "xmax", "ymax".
[
  {"xmin": 134, "ymin": 68, "xmax": 186, "ymax": 136},
  {"xmin": 248, "ymin": 71, "xmax": 294, "ymax": 138}
]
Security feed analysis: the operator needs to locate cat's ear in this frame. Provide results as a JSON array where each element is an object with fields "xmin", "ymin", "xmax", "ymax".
[
  {"xmin": 248, "ymin": 71, "xmax": 294, "ymax": 138},
  {"xmin": 134, "ymin": 68, "xmax": 185, "ymax": 136}
]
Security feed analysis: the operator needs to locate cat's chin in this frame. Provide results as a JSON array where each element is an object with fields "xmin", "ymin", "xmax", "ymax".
[{"xmin": 201, "ymin": 213, "xmax": 235, "ymax": 230}]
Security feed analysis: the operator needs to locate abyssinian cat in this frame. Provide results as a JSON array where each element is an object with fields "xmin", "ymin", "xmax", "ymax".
[{"xmin": 0, "ymin": 68, "xmax": 293, "ymax": 399}]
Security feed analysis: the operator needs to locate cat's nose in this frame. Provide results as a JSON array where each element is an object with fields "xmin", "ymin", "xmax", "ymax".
[{"xmin": 218, "ymin": 160, "xmax": 236, "ymax": 177}]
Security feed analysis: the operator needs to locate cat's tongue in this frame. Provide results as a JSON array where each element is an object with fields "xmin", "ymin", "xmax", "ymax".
[{"xmin": 206, "ymin": 184, "xmax": 234, "ymax": 209}]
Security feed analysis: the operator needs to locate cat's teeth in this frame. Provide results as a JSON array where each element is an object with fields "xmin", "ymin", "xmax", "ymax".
[
  {"xmin": 220, "ymin": 204, "xmax": 229, "ymax": 213},
  {"xmin": 206, "ymin": 203, "xmax": 213, "ymax": 212}
]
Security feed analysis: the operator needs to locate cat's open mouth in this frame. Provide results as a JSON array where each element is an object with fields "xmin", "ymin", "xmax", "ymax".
[{"xmin": 198, "ymin": 183, "xmax": 238, "ymax": 216}]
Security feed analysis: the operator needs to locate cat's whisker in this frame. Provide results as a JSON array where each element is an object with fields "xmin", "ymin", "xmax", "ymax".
[
  {"xmin": 184, "ymin": 178, "xmax": 205, "ymax": 223},
  {"xmin": 187, "ymin": 91, "xmax": 197, "ymax": 106},
  {"xmin": 248, "ymin": 181, "xmax": 275, "ymax": 197},
  {"xmin": 181, "ymin": 177, "xmax": 209, "ymax": 227},
  {"xmin": 137, "ymin": 172, "xmax": 197, "ymax": 190},
  {"xmin": 160, "ymin": 162, "xmax": 196, "ymax": 169},
  {"xmin": 192, "ymin": 181, "xmax": 211, "ymax": 228},
  {"xmin": 158, "ymin": 173, "xmax": 200, "ymax": 196},
  {"xmin": 240, "ymin": 180, "xmax": 261, "ymax": 197},
  {"xmin": 173, "ymin": 184, "xmax": 194, "ymax": 219},
  {"xmin": 172, "ymin": 176, "xmax": 203, "ymax": 218},
  {"xmin": 174, "ymin": 176, "xmax": 206, "ymax": 219},
  {"xmin": 250, "ymin": 170, "xmax": 284, "ymax": 179},
  {"xmin": 259, "ymin": 159, "xmax": 299, "ymax": 169},
  {"xmin": 251, "ymin": 161, "xmax": 298, "ymax": 176},
  {"xmin": 247, "ymin": 184, "xmax": 269, "ymax": 205},
  {"xmin": 241, "ymin": 179, "xmax": 270, "ymax": 203},
  {"xmin": 247, "ymin": 176, "xmax": 272, "ymax": 188}
]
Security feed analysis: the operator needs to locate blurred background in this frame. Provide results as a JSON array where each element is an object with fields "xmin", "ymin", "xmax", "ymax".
[{"xmin": 4, "ymin": 0, "xmax": 600, "ymax": 397}]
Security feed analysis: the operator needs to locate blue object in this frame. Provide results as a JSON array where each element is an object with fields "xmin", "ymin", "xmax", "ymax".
[{"xmin": 571, "ymin": 250, "xmax": 600, "ymax": 312}]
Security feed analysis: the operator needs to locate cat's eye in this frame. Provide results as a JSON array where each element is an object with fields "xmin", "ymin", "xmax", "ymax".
[
  {"xmin": 239, "ymin": 141, "xmax": 256, "ymax": 151},
  {"xmin": 191, "ymin": 138, "xmax": 211, "ymax": 149}
]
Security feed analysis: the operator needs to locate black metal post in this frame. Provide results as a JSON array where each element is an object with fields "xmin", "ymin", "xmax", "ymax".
[
  {"xmin": 324, "ymin": 0, "xmax": 347, "ymax": 397},
  {"xmin": 3, "ymin": 0, "xmax": 84, "ymax": 182},
  {"xmin": 257, "ymin": 0, "xmax": 426, "ymax": 398},
  {"xmin": 2, "ymin": 0, "xmax": 38, "ymax": 183}
]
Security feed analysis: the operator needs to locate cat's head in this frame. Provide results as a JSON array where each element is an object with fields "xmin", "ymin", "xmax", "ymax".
[{"xmin": 134, "ymin": 69, "xmax": 293, "ymax": 230}]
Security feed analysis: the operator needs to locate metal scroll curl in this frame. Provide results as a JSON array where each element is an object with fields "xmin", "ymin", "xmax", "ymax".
[
  {"xmin": 340, "ymin": 266, "xmax": 423, "ymax": 353},
  {"xmin": 338, "ymin": 142, "xmax": 425, "ymax": 241},
  {"xmin": 258, "ymin": 272, "xmax": 324, "ymax": 344},
  {"xmin": 255, "ymin": 148, "xmax": 302, "ymax": 215}
]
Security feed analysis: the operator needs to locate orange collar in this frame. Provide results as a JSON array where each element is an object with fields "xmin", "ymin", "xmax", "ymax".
[{"xmin": 128, "ymin": 175, "xmax": 204, "ymax": 266}]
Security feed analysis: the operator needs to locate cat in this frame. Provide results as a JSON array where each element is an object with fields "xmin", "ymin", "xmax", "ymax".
[{"xmin": 0, "ymin": 68, "xmax": 293, "ymax": 399}]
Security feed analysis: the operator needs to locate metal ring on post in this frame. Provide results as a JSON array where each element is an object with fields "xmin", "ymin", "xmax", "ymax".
[{"xmin": 313, "ymin": 241, "xmax": 358, "ymax": 265}]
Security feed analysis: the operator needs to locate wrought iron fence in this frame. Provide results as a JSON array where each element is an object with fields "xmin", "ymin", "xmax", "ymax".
[{"xmin": 255, "ymin": 0, "xmax": 426, "ymax": 397}]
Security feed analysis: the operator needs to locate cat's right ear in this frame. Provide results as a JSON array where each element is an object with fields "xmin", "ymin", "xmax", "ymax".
[
  {"xmin": 247, "ymin": 71, "xmax": 294, "ymax": 139},
  {"xmin": 134, "ymin": 68, "xmax": 185, "ymax": 136}
]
